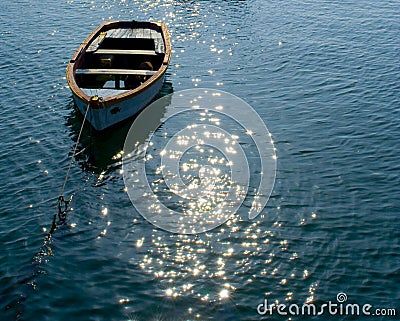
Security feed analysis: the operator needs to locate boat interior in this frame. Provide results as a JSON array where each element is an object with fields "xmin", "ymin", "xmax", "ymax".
[{"xmin": 75, "ymin": 27, "xmax": 166, "ymax": 93}]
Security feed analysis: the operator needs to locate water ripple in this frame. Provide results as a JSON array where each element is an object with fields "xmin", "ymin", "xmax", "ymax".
[{"xmin": 1, "ymin": 0, "xmax": 399, "ymax": 320}]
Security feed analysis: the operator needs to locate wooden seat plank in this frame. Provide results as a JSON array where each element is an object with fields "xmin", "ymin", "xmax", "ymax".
[
  {"xmin": 94, "ymin": 49, "xmax": 157, "ymax": 56},
  {"xmin": 76, "ymin": 69, "xmax": 156, "ymax": 76}
]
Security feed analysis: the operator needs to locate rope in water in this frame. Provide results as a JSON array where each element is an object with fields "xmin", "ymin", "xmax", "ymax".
[
  {"xmin": 60, "ymin": 101, "xmax": 91, "ymax": 197},
  {"xmin": 35, "ymin": 101, "xmax": 92, "ymax": 259},
  {"xmin": 56, "ymin": 101, "xmax": 92, "ymax": 222},
  {"xmin": 9, "ymin": 102, "xmax": 93, "ymax": 320}
]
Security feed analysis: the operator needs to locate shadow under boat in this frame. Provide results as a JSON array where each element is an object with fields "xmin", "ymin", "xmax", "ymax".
[{"xmin": 65, "ymin": 81, "xmax": 173, "ymax": 174}]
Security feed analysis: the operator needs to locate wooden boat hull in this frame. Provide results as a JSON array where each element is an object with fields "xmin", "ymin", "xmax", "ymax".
[
  {"xmin": 66, "ymin": 20, "xmax": 171, "ymax": 130},
  {"xmin": 72, "ymin": 72, "xmax": 165, "ymax": 130}
]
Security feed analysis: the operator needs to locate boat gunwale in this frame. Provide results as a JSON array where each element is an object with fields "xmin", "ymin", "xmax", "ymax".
[{"xmin": 66, "ymin": 20, "xmax": 171, "ymax": 109}]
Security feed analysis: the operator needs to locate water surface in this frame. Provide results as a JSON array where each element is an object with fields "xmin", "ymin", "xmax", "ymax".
[{"xmin": 0, "ymin": 0, "xmax": 399, "ymax": 320}]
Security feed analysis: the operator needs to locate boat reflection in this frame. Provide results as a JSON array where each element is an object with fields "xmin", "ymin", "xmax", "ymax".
[{"xmin": 65, "ymin": 81, "xmax": 173, "ymax": 173}]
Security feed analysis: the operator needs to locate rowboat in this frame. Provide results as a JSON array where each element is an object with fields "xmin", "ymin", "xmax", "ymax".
[{"xmin": 66, "ymin": 20, "xmax": 171, "ymax": 130}]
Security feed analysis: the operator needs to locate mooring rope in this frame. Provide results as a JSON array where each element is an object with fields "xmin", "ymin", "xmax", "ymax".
[
  {"xmin": 54, "ymin": 100, "xmax": 92, "ymax": 224},
  {"xmin": 7, "ymin": 101, "xmax": 93, "ymax": 320},
  {"xmin": 60, "ymin": 101, "xmax": 91, "ymax": 198},
  {"xmin": 36, "ymin": 100, "xmax": 92, "ymax": 258}
]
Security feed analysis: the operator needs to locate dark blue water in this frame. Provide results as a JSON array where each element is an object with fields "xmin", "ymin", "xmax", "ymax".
[{"xmin": 1, "ymin": 0, "xmax": 399, "ymax": 320}]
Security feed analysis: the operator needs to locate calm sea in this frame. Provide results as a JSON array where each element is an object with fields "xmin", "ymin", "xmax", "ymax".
[{"xmin": 1, "ymin": 0, "xmax": 399, "ymax": 320}]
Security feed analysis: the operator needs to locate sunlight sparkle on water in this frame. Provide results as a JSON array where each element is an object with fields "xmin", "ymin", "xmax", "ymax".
[{"xmin": 219, "ymin": 288, "xmax": 229, "ymax": 300}]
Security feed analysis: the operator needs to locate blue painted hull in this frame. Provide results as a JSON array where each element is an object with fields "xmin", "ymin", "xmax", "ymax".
[{"xmin": 72, "ymin": 73, "xmax": 165, "ymax": 130}]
